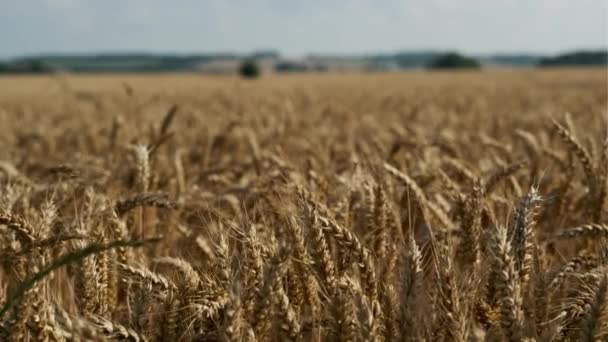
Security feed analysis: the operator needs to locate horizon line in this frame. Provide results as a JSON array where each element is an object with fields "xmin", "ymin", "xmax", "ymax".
[{"xmin": 3, "ymin": 46, "xmax": 607, "ymax": 61}]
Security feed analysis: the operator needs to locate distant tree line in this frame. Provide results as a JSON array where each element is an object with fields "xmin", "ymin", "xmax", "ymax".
[
  {"xmin": 0, "ymin": 60, "xmax": 54, "ymax": 74},
  {"xmin": 0, "ymin": 49, "xmax": 606, "ymax": 75},
  {"xmin": 538, "ymin": 51, "xmax": 608, "ymax": 67},
  {"xmin": 426, "ymin": 50, "xmax": 607, "ymax": 70}
]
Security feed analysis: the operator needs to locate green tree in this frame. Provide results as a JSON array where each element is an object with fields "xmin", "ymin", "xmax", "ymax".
[
  {"xmin": 239, "ymin": 60, "xmax": 260, "ymax": 78},
  {"xmin": 428, "ymin": 53, "xmax": 480, "ymax": 70}
]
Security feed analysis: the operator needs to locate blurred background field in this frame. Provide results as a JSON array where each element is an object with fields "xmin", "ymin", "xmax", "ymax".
[{"xmin": 0, "ymin": 67, "xmax": 605, "ymax": 99}]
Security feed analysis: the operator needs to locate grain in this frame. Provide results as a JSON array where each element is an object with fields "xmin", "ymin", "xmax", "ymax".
[{"xmin": 0, "ymin": 69, "xmax": 605, "ymax": 340}]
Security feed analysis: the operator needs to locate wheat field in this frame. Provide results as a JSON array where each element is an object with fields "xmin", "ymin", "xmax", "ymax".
[{"xmin": 0, "ymin": 68, "xmax": 607, "ymax": 341}]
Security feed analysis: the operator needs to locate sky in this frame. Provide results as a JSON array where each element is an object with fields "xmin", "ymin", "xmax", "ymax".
[{"xmin": 1, "ymin": 0, "xmax": 607, "ymax": 58}]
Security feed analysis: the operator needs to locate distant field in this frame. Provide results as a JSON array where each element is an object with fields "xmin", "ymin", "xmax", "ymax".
[
  {"xmin": 0, "ymin": 68, "xmax": 607, "ymax": 341},
  {"xmin": 0, "ymin": 67, "xmax": 605, "ymax": 98}
]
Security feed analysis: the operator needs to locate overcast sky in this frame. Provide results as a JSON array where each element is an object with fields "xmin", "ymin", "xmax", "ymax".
[{"xmin": 1, "ymin": 0, "xmax": 607, "ymax": 58}]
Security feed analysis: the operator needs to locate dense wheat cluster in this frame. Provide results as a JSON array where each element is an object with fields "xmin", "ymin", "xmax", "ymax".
[{"xmin": 0, "ymin": 69, "xmax": 606, "ymax": 341}]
